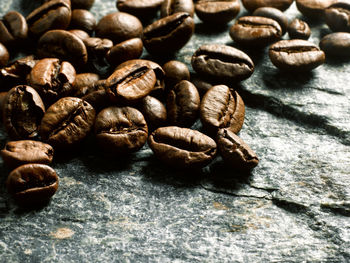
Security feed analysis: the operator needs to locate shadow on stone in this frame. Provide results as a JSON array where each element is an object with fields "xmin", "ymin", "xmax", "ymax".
[{"xmin": 195, "ymin": 22, "xmax": 230, "ymax": 36}]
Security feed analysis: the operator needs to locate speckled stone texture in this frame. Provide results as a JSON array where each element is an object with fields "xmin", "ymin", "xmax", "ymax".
[{"xmin": 0, "ymin": 1, "xmax": 350, "ymax": 262}]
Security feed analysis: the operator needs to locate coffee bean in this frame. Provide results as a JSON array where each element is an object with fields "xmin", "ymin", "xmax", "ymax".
[
  {"xmin": 161, "ymin": 0, "xmax": 195, "ymax": 17},
  {"xmin": 28, "ymin": 58, "xmax": 76, "ymax": 104},
  {"xmin": 142, "ymin": 12, "xmax": 195, "ymax": 55},
  {"xmin": 190, "ymin": 74, "xmax": 215, "ymax": 97},
  {"xmin": 195, "ymin": 0, "xmax": 240, "ymax": 24},
  {"xmin": 39, "ymin": 97, "xmax": 95, "ymax": 148},
  {"xmin": 73, "ymin": 73, "xmax": 100, "ymax": 92},
  {"xmin": 106, "ymin": 38, "xmax": 143, "ymax": 66},
  {"xmin": 3, "ymin": 85, "xmax": 45, "ymax": 140},
  {"xmin": 81, "ymin": 82, "xmax": 112, "ymax": 112},
  {"xmin": 95, "ymin": 12, "xmax": 143, "ymax": 44},
  {"xmin": 253, "ymin": 7, "xmax": 288, "ymax": 35},
  {"xmin": 1, "ymin": 140, "xmax": 54, "ymax": 169},
  {"xmin": 26, "ymin": 0, "xmax": 71, "ymax": 37},
  {"xmin": 71, "ymin": 0, "xmax": 95, "ymax": 10},
  {"xmin": 69, "ymin": 29, "xmax": 90, "ymax": 40},
  {"xmin": 148, "ymin": 126, "xmax": 217, "ymax": 169},
  {"xmin": 296, "ymin": 0, "xmax": 337, "ymax": 18},
  {"xmin": 138, "ymin": 96, "xmax": 167, "ymax": 130},
  {"xmin": 0, "ymin": 11, "xmax": 28, "ymax": 47},
  {"xmin": 0, "ymin": 91, "xmax": 8, "ymax": 119},
  {"xmin": 117, "ymin": 0, "xmax": 164, "ymax": 18},
  {"xmin": 269, "ymin": 39, "xmax": 325, "ymax": 71},
  {"xmin": 6, "ymin": 164, "xmax": 59, "ymax": 207},
  {"xmin": 320, "ymin": 32, "xmax": 350, "ymax": 57},
  {"xmin": 37, "ymin": 29, "xmax": 88, "ymax": 67},
  {"xmin": 242, "ymin": 0, "xmax": 294, "ymax": 12},
  {"xmin": 106, "ymin": 62, "xmax": 156, "ymax": 103},
  {"xmin": 74, "ymin": 77, "xmax": 104, "ymax": 97},
  {"xmin": 191, "ymin": 44, "xmax": 254, "ymax": 81},
  {"xmin": 69, "ymin": 9, "xmax": 96, "ymax": 33},
  {"xmin": 230, "ymin": 16, "xmax": 282, "ymax": 46},
  {"xmin": 288, "ymin": 19, "xmax": 311, "ymax": 40},
  {"xmin": 200, "ymin": 85, "xmax": 245, "ymax": 135},
  {"xmin": 325, "ymin": 2, "xmax": 350, "ymax": 32},
  {"xmin": 217, "ymin": 128, "xmax": 259, "ymax": 171},
  {"xmin": 0, "ymin": 42, "xmax": 9, "ymax": 67},
  {"xmin": 83, "ymin": 37, "xmax": 113, "ymax": 58},
  {"xmin": 162, "ymin": 60, "xmax": 190, "ymax": 88}
]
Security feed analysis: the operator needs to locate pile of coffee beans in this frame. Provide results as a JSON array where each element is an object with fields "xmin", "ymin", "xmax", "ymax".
[{"xmin": 0, "ymin": 0, "xmax": 348, "ymax": 208}]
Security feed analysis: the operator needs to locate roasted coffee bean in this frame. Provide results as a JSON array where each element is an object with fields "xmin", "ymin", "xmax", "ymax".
[
  {"xmin": 195, "ymin": 0, "xmax": 240, "ymax": 24},
  {"xmin": 1, "ymin": 140, "xmax": 54, "ymax": 169},
  {"xmin": 75, "ymin": 79, "xmax": 105, "ymax": 97},
  {"xmin": 217, "ymin": 128, "xmax": 259, "ymax": 171},
  {"xmin": 320, "ymin": 32, "xmax": 350, "ymax": 57},
  {"xmin": 69, "ymin": 9, "xmax": 96, "ymax": 33},
  {"xmin": 161, "ymin": 0, "xmax": 195, "ymax": 17},
  {"xmin": 190, "ymin": 74, "xmax": 215, "ymax": 97},
  {"xmin": 73, "ymin": 73, "xmax": 100, "ymax": 92},
  {"xmin": 106, "ymin": 63, "xmax": 156, "ymax": 103},
  {"xmin": 106, "ymin": 38, "xmax": 143, "ymax": 66},
  {"xmin": 83, "ymin": 37, "xmax": 113, "ymax": 57},
  {"xmin": 82, "ymin": 83, "xmax": 112, "ymax": 112},
  {"xmin": 200, "ymin": 85, "xmax": 245, "ymax": 135},
  {"xmin": 6, "ymin": 164, "xmax": 59, "ymax": 207},
  {"xmin": 95, "ymin": 12, "xmax": 143, "ymax": 44},
  {"xmin": 269, "ymin": 39, "xmax": 325, "ymax": 71},
  {"xmin": 0, "ymin": 43, "xmax": 9, "ymax": 67},
  {"xmin": 40, "ymin": 97, "xmax": 95, "ymax": 148},
  {"xmin": 325, "ymin": 2, "xmax": 350, "ymax": 32},
  {"xmin": 71, "ymin": 0, "xmax": 95, "ymax": 10},
  {"xmin": 253, "ymin": 7, "xmax": 288, "ymax": 35},
  {"xmin": 296, "ymin": 0, "xmax": 337, "ymax": 18},
  {"xmin": 28, "ymin": 58, "xmax": 76, "ymax": 104},
  {"xmin": 138, "ymin": 96, "xmax": 167, "ymax": 130},
  {"xmin": 37, "ymin": 29, "xmax": 88, "ymax": 67},
  {"xmin": 242, "ymin": 0, "xmax": 294, "ymax": 12},
  {"xmin": 0, "ymin": 11, "xmax": 28, "ymax": 46},
  {"xmin": 191, "ymin": 44, "xmax": 254, "ymax": 81},
  {"xmin": 26, "ymin": 0, "xmax": 71, "ymax": 37},
  {"xmin": 288, "ymin": 19, "xmax": 311, "ymax": 40},
  {"xmin": 94, "ymin": 106, "xmax": 148, "ymax": 153},
  {"xmin": 0, "ymin": 91, "xmax": 7, "ymax": 119},
  {"xmin": 167, "ymin": 80, "xmax": 200, "ymax": 127},
  {"xmin": 69, "ymin": 29, "xmax": 90, "ymax": 40},
  {"xmin": 143, "ymin": 12, "xmax": 195, "ymax": 55},
  {"xmin": 117, "ymin": 0, "xmax": 164, "ymax": 18},
  {"xmin": 163, "ymin": 60, "xmax": 190, "ymax": 88},
  {"xmin": 3, "ymin": 85, "xmax": 45, "ymax": 140},
  {"xmin": 148, "ymin": 126, "xmax": 217, "ymax": 169},
  {"xmin": 230, "ymin": 16, "xmax": 282, "ymax": 46}
]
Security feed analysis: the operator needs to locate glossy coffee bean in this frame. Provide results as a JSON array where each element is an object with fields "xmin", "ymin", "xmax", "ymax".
[
  {"xmin": 167, "ymin": 80, "xmax": 200, "ymax": 127},
  {"xmin": 288, "ymin": 19, "xmax": 311, "ymax": 40},
  {"xmin": 195, "ymin": 0, "xmax": 240, "ymax": 24},
  {"xmin": 161, "ymin": 0, "xmax": 195, "ymax": 17},
  {"xmin": 269, "ymin": 40, "xmax": 325, "ymax": 71},
  {"xmin": 3, "ymin": 85, "xmax": 45, "ymax": 140},
  {"xmin": 73, "ymin": 73, "xmax": 100, "ymax": 91},
  {"xmin": 106, "ymin": 38, "xmax": 143, "ymax": 66},
  {"xmin": 26, "ymin": 0, "xmax": 71, "ymax": 37},
  {"xmin": 83, "ymin": 37, "xmax": 113, "ymax": 58},
  {"xmin": 95, "ymin": 12, "xmax": 143, "ymax": 44},
  {"xmin": 74, "ymin": 78, "xmax": 104, "ymax": 97},
  {"xmin": 69, "ymin": 9, "xmax": 96, "ymax": 33},
  {"xmin": 143, "ymin": 12, "xmax": 195, "ymax": 55},
  {"xmin": 242, "ymin": 0, "xmax": 294, "ymax": 12},
  {"xmin": 200, "ymin": 85, "xmax": 245, "ymax": 135},
  {"xmin": 37, "ymin": 30, "xmax": 88, "ymax": 67},
  {"xmin": 163, "ymin": 60, "xmax": 190, "ymax": 88},
  {"xmin": 253, "ymin": 7, "xmax": 288, "ymax": 35},
  {"xmin": 0, "ymin": 92, "xmax": 7, "ymax": 118},
  {"xmin": 95, "ymin": 106, "xmax": 148, "ymax": 153},
  {"xmin": 190, "ymin": 74, "xmax": 215, "ymax": 97},
  {"xmin": 117, "ymin": 0, "xmax": 164, "ymax": 18},
  {"xmin": 320, "ymin": 32, "xmax": 350, "ymax": 57},
  {"xmin": 325, "ymin": 2, "xmax": 350, "ymax": 32},
  {"xmin": 71, "ymin": 0, "xmax": 95, "ymax": 10},
  {"xmin": 148, "ymin": 126, "xmax": 217, "ymax": 169},
  {"xmin": 81, "ymin": 82, "xmax": 112, "ymax": 112},
  {"xmin": 106, "ymin": 63, "xmax": 156, "ymax": 103},
  {"xmin": 191, "ymin": 44, "xmax": 254, "ymax": 81},
  {"xmin": 138, "ymin": 96, "xmax": 167, "ymax": 130},
  {"xmin": 0, "ymin": 43, "xmax": 9, "ymax": 67},
  {"xmin": 1, "ymin": 140, "xmax": 54, "ymax": 169},
  {"xmin": 40, "ymin": 97, "xmax": 95, "ymax": 148},
  {"xmin": 69, "ymin": 29, "xmax": 90, "ymax": 40},
  {"xmin": 217, "ymin": 128, "xmax": 259, "ymax": 171},
  {"xmin": 296, "ymin": 0, "xmax": 337, "ymax": 18},
  {"xmin": 230, "ymin": 16, "xmax": 282, "ymax": 46},
  {"xmin": 0, "ymin": 11, "xmax": 28, "ymax": 46}
]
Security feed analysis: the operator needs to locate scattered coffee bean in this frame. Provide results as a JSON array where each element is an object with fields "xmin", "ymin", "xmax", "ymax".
[
  {"xmin": 288, "ymin": 19, "xmax": 311, "ymax": 40},
  {"xmin": 107, "ymin": 38, "xmax": 143, "ymax": 66},
  {"xmin": 190, "ymin": 74, "xmax": 215, "ymax": 97},
  {"xmin": 117, "ymin": 0, "xmax": 164, "ymax": 18},
  {"xmin": 71, "ymin": 0, "xmax": 95, "ymax": 10},
  {"xmin": 83, "ymin": 37, "xmax": 113, "ymax": 58},
  {"xmin": 69, "ymin": 9, "xmax": 96, "ymax": 33},
  {"xmin": 195, "ymin": 0, "xmax": 240, "ymax": 24},
  {"xmin": 73, "ymin": 73, "xmax": 100, "ymax": 91},
  {"xmin": 242, "ymin": 0, "xmax": 294, "ymax": 12},
  {"xmin": 163, "ymin": 60, "xmax": 190, "ymax": 88},
  {"xmin": 325, "ymin": 2, "xmax": 350, "ymax": 32},
  {"xmin": 0, "ymin": 42, "xmax": 9, "ymax": 67},
  {"xmin": 253, "ymin": 7, "xmax": 288, "ymax": 35},
  {"xmin": 0, "ymin": 11, "xmax": 28, "ymax": 47},
  {"xmin": 81, "ymin": 83, "xmax": 112, "ymax": 112},
  {"xmin": 138, "ymin": 96, "xmax": 167, "ymax": 130},
  {"xmin": 161, "ymin": 0, "xmax": 195, "ymax": 17},
  {"xmin": 320, "ymin": 32, "xmax": 350, "ymax": 57},
  {"xmin": 69, "ymin": 29, "xmax": 90, "ymax": 40},
  {"xmin": 0, "ymin": 91, "xmax": 8, "ymax": 118},
  {"xmin": 296, "ymin": 0, "xmax": 337, "ymax": 18}
]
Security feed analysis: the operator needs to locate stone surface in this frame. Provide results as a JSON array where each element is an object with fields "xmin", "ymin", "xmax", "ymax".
[{"xmin": 0, "ymin": 1, "xmax": 350, "ymax": 262}]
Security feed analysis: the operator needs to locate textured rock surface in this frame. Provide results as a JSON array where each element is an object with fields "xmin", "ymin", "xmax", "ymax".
[{"xmin": 0, "ymin": 1, "xmax": 350, "ymax": 262}]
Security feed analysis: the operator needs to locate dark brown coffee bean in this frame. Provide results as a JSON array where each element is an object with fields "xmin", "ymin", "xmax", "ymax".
[
  {"xmin": 37, "ymin": 29, "xmax": 88, "ymax": 67},
  {"xmin": 95, "ymin": 12, "xmax": 143, "ymax": 44},
  {"xmin": 106, "ymin": 63, "xmax": 156, "ymax": 103},
  {"xmin": 3, "ymin": 85, "xmax": 45, "ymax": 140},
  {"xmin": 83, "ymin": 37, "xmax": 113, "ymax": 58},
  {"xmin": 95, "ymin": 106, "xmax": 148, "ymax": 153},
  {"xmin": 320, "ymin": 32, "xmax": 350, "ymax": 57},
  {"xmin": 69, "ymin": 9, "xmax": 96, "ymax": 33},
  {"xmin": 200, "ymin": 85, "xmax": 245, "ymax": 135},
  {"xmin": 0, "ymin": 11, "xmax": 28, "ymax": 47},
  {"xmin": 195, "ymin": 0, "xmax": 240, "ymax": 24},
  {"xmin": 162, "ymin": 60, "xmax": 190, "ymax": 88},
  {"xmin": 253, "ymin": 7, "xmax": 288, "ymax": 35},
  {"xmin": 28, "ymin": 58, "xmax": 76, "ymax": 104},
  {"xmin": 26, "ymin": 0, "xmax": 71, "ymax": 37},
  {"xmin": 242, "ymin": 0, "xmax": 294, "ymax": 12},
  {"xmin": 1, "ymin": 140, "xmax": 54, "ymax": 169},
  {"xmin": 0, "ymin": 43, "xmax": 9, "ymax": 67},
  {"xmin": 296, "ymin": 0, "xmax": 337, "ymax": 18},
  {"xmin": 69, "ymin": 29, "xmax": 90, "ymax": 40},
  {"xmin": 217, "ymin": 128, "xmax": 259, "ymax": 171},
  {"xmin": 325, "ymin": 2, "xmax": 350, "ymax": 32},
  {"xmin": 106, "ymin": 38, "xmax": 143, "ymax": 66},
  {"xmin": 167, "ymin": 80, "xmax": 200, "ymax": 127},
  {"xmin": 73, "ymin": 73, "xmax": 100, "ymax": 92},
  {"xmin": 143, "ymin": 12, "xmax": 195, "ymax": 55},
  {"xmin": 82, "ymin": 82, "xmax": 112, "ymax": 112},
  {"xmin": 161, "ymin": 0, "xmax": 195, "ymax": 17},
  {"xmin": 148, "ymin": 126, "xmax": 217, "ymax": 169},
  {"xmin": 138, "ymin": 96, "xmax": 167, "ymax": 130},
  {"xmin": 191, "ymin": 44, "xmax": 254, "ymax": 81},
  {"xmin": 269, "ymin": 39, "xmax": 325, "ymax": 71},
  {"xmin": 71, "ymin": 0, "xmax": 95, "ymax": 10},
  {"xmin": 117, "ymin": 0, "xmax": 164, "ymax": 18},
  {"xmin": 0, "ymin": 91, "xmax": 7, "ymax": 119},
  {"xmin": 40, "ymin": 97, "xmax": 95, "ymax": 148},
  {"xmin": 288, "ymin": 19, "xmax": 311, "ymax": 40},
  {"xmin": 230, "ymin": 16, "xmax": 282, "ymax": 46},
  {"xmin": 75, "ymin": 79, "xmax": 105, "ymax": 97},
  {"xmin": 190, "ymin": 74, "xmax": 214, "ymax": 97}
]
